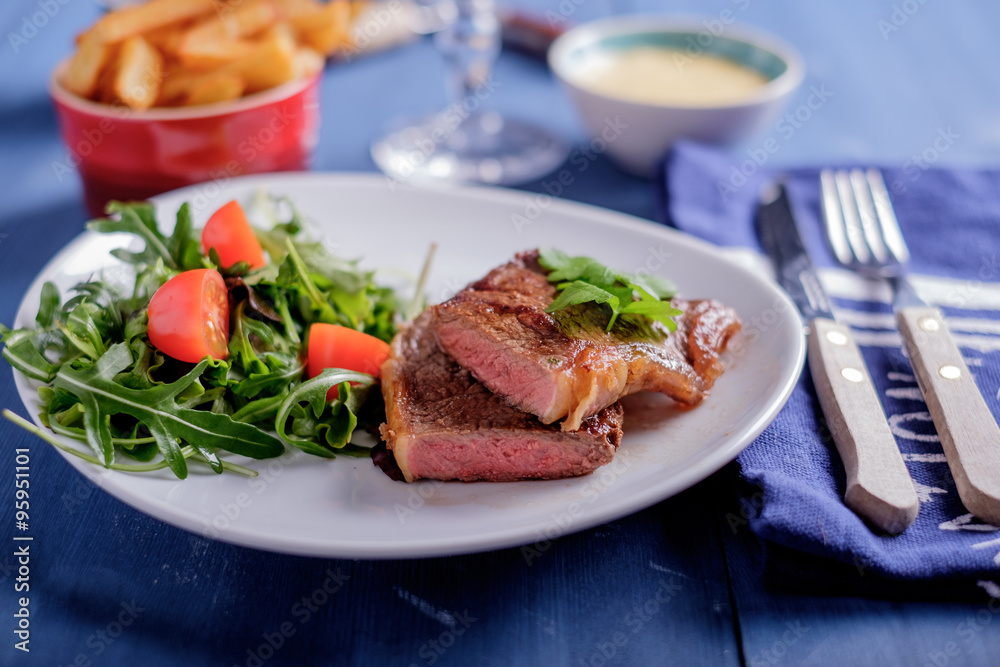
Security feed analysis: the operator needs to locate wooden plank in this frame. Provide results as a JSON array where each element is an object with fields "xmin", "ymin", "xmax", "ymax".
[{"xmin": 717, "ymin": 472, "xmax": 1000, "ymax": 666}]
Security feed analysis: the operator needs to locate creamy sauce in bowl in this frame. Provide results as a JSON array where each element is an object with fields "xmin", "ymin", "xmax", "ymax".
[{"xmin": 573, "ymin": 46, "xmax": 770, "ymax": 107}]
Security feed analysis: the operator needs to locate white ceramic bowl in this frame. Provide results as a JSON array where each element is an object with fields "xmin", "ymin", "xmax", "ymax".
[{"xmin": 548, "ymin": 15, "xmax": 805, "ymax": 177}]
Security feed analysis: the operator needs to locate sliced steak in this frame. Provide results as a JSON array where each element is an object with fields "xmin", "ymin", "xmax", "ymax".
[
  {"xmin": 379, "ymin": 312, "xmax": 623, "ymax": 483},
  {"xmin": 433, "ymin": 251, "xmax": 741, "ymax": 431}
]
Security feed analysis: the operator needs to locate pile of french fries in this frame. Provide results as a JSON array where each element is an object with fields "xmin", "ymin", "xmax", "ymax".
[{"xmin": 61, "ymin": 0, "xmax": 361, "ymax": 110}]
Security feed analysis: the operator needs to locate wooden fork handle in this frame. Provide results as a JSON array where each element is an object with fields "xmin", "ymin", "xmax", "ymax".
[
  {"xmin": 808, "ymin": 318, "xmax": 919, "ymax": 534},
  {"xmin": 897, "ymin": 306, "xmax": 1000, "ymax": 525}
]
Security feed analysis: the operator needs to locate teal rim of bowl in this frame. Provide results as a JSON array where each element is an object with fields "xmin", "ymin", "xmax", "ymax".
[{"xmin": 568, "ymin": 32, "xmax": 789, "ymax": 81}]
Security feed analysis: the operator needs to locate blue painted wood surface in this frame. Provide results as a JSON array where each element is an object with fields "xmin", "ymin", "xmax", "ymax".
[{"xmin": 1, "ymin": 1, "xmax": 999, "ymax": 664}]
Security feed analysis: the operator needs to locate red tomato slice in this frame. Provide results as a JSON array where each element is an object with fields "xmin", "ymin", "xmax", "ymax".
[
  {"xmin": 307, "ymin": 323, "xmax": 391, "ymax": 380},
  {"xmin": 201, "ymin": 200, "xmax": 266, "ymax": 270},
  {"xmin": 147, "ymin": 269, "xmax": 230, "ymax": 363}
]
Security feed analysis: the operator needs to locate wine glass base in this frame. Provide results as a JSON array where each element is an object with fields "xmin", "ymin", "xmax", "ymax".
[{"xmin": 371, "ymin": 111, "xmax": 567, "ymax": 186}]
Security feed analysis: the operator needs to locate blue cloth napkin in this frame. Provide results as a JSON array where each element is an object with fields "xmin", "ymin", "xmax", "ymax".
[{"xmin": 658, "ymin": 142, "xmax": 1000, "ymax": 593}]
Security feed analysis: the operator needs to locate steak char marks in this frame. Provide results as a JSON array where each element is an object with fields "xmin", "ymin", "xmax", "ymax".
[
  {"xmin": 433, "ymin": 251, "xmax": 741, "ymax": 431},
  {"xmin": 379, "ymin": 312, "xmax": 623, "ymax": 483}
]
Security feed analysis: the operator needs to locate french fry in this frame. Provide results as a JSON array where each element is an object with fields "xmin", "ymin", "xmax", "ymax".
[
  {"xmin": 273, "ymin": 0, "xmax": 324, "ymax": 20},
  {"xmin": 292, "ymin": 0, "xmax": 351, "ymax": 55},
  {"xmin": 179, "ymin": 0, "xmax": 278, "ymax": 48},
  {"xmin": 184, "ymin": 72, "xmax": 246, "ymax": 106},
  {"xmin": 94, "ymin": 0, "xmax": 218, "ymax": 43},
  {"xmin": 156, "ymin": 66, "xmax": 203, "ymax": 106},
  {"xmin": 293, "ymin": 46, "xmax": 325, "ymax": 79},
  {"xmin": 348, "ymin": 1, "xmax": 369, "ymax": 21},
  {"xmin": 219, "ymin": 0, "xmax": 281, "ymax": 39},
  {"xmin": 143, "ymin": 21, "xmax": 192, "ymax": 56},
  {"xmin": 112, "ymin": 35, "xmax": 164, "ymax": 110},
  {"xmin": 176, "ymin": 0, "xmax": 280, "ymax": 69},
  {"xmin": 93, "ymin": 43, "xmax": 123, "ymax": 105},
  {"xmin": 61, "ymin": 30, "xmax": 113, "ymax": 98},
  {"xmin": 177, "ymin": 37, "xmax": 254, "ymax": 70},
  {"xmin": 229, "ymin": 25, "xmax": 298, "ymax": 93},
  {"xmin": 61, "ymin": 0, "xmax": 352, "ymax": 107}
]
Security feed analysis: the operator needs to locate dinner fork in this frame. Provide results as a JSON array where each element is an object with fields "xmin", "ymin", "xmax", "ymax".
[{"xmin": 820, "ymin": 168, "xmax": 1000, "ymax": 526}]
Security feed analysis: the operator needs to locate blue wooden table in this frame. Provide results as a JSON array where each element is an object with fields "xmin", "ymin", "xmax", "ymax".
[{"xmin": 2, "ymin": 1, "xmax": 999, "ymax": 665}]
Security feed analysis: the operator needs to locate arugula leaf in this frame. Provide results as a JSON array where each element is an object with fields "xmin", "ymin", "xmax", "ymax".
[
  {"xmin": 231, "ymin": 393, "xmax": 288, "ymax": 425},
  {"xmin": 0, "ymin": 326, "xmax": 61, "ymax": 382},
  {"xmin": 36, "ymin": 282, "xmax": 61, "ymax": 328},
  {"xmin": 165, "ymin": 203, "xmax": 205, "ymax": 271},
  {"xmin": 4, "ymin": 410, "xmax": 258, "ymax": 477},
  {"xmin": 228, "ymin": 301, "xmax": 271, "ymax": 379},
  {"xmin": 2, "ymin": 194, "xmax": 401, "ymax": 479},
  {"xmin": 90, "ymin": 203, "xmax": 178, "ymax": 270},
  {"xmin": 539, "ymin": 249, "xmax": 682, "ymax": 333},
  {"xmin": 53, "ymin": 343, "xmax": 285, "ymax": 478},
  {"xmin": 275, "ymin": 369, "xmax": 374, "ymax": 458},
  {"xmin": 233, "ymin": 356, "xmax": 303, "ymax": 399},
  {"xmin": 618, "ymin": 300, "xmax": 684, "ymax": 332},
  {"xmin": 626, "ymin": 273, "xmax": 678, "ymax": 300},
  {"xmin": 547, "ymin": 281, "xmax": 620, "ymax": 313}
]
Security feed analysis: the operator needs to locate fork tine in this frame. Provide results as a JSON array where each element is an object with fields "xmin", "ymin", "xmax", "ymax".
[
  {"xmin": 820, "ymin": 169, "xmax": 853, "ymax": 266},
  {"xmin": 849, "ymin": 168, "xmax": 889, "ymax": 264},
  {"xmin": 865, "ymin": 168, "xmax": 911, "ymax": 265},
  {"xmin": 834, "ymin": 169, "xmax": 871, "ymax": 264}
]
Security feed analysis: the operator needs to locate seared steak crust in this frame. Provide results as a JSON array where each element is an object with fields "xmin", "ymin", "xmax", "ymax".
[
  {"xmin": 379, "ymin": 312, "xmax": 623, "ymax": 482},
  {"xmin": 433, "ymin": 251, "xmax": 741, "ymax": 431}
]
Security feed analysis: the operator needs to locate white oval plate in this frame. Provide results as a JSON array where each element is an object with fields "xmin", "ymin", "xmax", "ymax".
[{"xmin": 13, "ymin": 173, "xmax": 804, "ymax": 558}]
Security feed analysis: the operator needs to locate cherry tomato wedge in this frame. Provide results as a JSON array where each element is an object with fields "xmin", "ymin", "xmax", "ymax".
[
  {"xmin": 307, "ymin": 323, "xmax": 391, "ymax": 380},
  {"xmin": 147, "ymin": 269, "xmax": 230, "ymax": 363},
  {"xmin": 201, "ymin": 200, "xmax": 266, "ymax": 270}
]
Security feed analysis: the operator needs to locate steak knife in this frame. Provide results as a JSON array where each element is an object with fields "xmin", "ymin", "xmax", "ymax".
[{"xmin": 755, "ymin": 182, "xmax": 919, "ymax": 534}]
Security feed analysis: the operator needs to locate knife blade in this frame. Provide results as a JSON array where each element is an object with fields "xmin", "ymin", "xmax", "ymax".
[{"xmin": 755, "ymin": 182, "xmax": 919, "ymax": 534}]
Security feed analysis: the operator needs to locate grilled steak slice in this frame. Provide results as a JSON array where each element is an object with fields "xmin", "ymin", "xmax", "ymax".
[
  {"xmin": 379, "ymin": 312, "xmax": 623, "ymax": 483},
  {"xmin": 433, "ymin": 251, "xmax": 741, "ymax": 431}
]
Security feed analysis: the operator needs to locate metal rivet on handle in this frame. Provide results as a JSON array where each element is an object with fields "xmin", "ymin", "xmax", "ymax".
[
  {"xmin": 841, "ymin": 367, "xmax": 864, "ymax": 383},
  {"xmin": 939, "ymin": 365, "xmax": 961, "ymax": 380},
  {"xmin": 919, "ymin": 317, "xmax": 940, "ymax": 332},
  {"xmin": 826, "ymin": 330, "xmax": 848, "ymax": 345}
]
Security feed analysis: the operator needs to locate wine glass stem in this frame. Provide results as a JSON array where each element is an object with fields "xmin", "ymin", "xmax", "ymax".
[{"xmin": 436, "ymin": 0, "xmax": 500, "ymax": 108}]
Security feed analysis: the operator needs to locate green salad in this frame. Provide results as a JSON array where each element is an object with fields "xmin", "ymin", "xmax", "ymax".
[{"xmin": 1, "ymin": 194, "xmax": 403, "ymax": 479}]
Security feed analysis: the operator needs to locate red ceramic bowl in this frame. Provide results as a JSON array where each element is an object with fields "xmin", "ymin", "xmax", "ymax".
[{"xmin": 50, "ymin": 61, "xmax": 321, "ymax": 217}]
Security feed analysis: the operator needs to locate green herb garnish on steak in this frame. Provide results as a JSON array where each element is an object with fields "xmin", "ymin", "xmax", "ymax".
[{"xmin": 537, "ymin": 248, "xmax": 683, "ymax": 332}]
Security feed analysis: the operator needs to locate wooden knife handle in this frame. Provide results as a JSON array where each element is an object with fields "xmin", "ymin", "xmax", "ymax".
[
  {"xmin": 808, "ymin": 317, "xmax": 919, "ymax": 534},
  {"xmin": 897, "ymin": 306, "xmax": 1000, "ymax": 525}
]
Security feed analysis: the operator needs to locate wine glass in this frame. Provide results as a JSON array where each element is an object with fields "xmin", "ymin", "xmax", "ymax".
[{"xmin": 371, "ymin": 0, "xmax": 567, "ymax": 186}]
